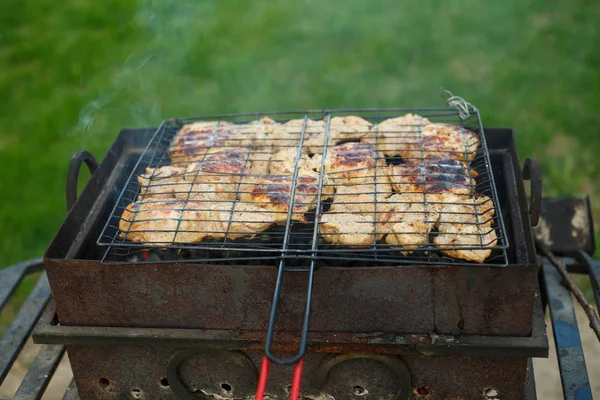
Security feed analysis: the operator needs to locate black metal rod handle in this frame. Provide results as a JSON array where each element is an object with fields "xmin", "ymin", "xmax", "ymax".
[
  {"xmin": 263, "ymin": 260, "xmax": 315, "ymax": 365},
  {"xmin": 522, "ymin": 157, "xmax": 542, "ymax": 227},
  {"xmin": 66, "ymin": 151, "xmax": 98, "ymax": 211}
]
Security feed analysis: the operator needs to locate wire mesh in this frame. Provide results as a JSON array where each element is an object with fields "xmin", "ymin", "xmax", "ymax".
[{"xmin": 98, "ymin": 108, "xmax": 509, "ymax": 266}]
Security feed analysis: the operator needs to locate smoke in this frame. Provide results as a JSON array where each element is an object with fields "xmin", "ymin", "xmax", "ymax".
[{"xmin": 73, "ymin": 0, "xmax": 216, "ymax": 141}]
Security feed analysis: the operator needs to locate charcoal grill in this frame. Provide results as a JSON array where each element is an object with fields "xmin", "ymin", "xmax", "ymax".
[
  {"xmin": 2, "ymin": 104, "xmax": 572, "ymax": 399},
  {"xmin": 88, "ymin": 108, "xmax": 515, "ymax": 396}
]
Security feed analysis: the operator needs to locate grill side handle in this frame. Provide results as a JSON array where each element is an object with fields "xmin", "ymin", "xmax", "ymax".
[
  {"xmin": 522, "ymin": 157, "xmax": 542, "ymax": 227},
  {"xmin": 66, "ymin": 151, "xmax": 98, "ymax": 211}
]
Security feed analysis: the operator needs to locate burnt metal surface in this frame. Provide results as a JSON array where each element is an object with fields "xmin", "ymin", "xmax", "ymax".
[
  {"xmin": 534, "ymin": 197, "xmax": 596, "ymax": 255},
  {"xmin": 542, "ymin": 260, "xmax": 594, "ymax": 399},
  {"xmin": 63, "ymin": 345, "xmax": 530, "ymax": 400},
  {"xmin": 43, "ymin": 128, "xmax": 539, "ymax": 337},
  {"xmin": 44, "ymin": 259, "xmax": 537, "ymax": 336},
  {"xmin": 32, "ymin": 298, "xmax": 548, "ymax": 358}
]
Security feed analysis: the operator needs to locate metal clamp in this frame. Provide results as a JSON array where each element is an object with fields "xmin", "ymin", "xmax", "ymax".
[
  {"xmin": 522, "ymin": 157, "xmax": 542, "ymax": 227},
  {"xmin": 66, "ymin": 151, "xmax": 98, "ymax": 211}
]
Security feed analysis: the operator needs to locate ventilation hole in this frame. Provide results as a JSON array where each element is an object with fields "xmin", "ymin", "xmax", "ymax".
[
  {"xmin": 131, "ymin": 388, "xmax": 143, "ymax": 399},
  {"xmin": 417, "ymin": 387, "xmax": 428, "ymax": 395},
  {"xmin": 285, "ymin": 384, "xmax": 292, "ymax": 393},
  {"xmin": 99, "ymin": 378, "xmax": 111, "ymax": 388},
  {"xmin": 221, "ymin": 383, "xmax": 232, "ymax": 392},
  {"xmin": 484, "ymin": 387, "xmax": 499, "ymax": 398},
  {"xmin": 159, "ymin": 378, "xmax": 169, "ymax": 388},
  {"xmin": 353, "ymin": 385, "xmax": 366, "ymax": 396}
]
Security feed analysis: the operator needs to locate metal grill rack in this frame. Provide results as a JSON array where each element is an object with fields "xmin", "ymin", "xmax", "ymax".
[{"xmin": 98, "ymin": 108, "xmax": 508, "ymax": 266}]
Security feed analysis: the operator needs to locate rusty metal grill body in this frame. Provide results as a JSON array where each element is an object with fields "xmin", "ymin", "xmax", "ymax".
[
  {"xmin": 34, "ymin": 125, "xmax": 545, "ymax": 399},
  {"xmin": 97, "ymin": 109, "xmax": 509, "ymax": 267}
]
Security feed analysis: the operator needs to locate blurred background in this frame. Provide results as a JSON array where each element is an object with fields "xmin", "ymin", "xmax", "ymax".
[{"xmin": 1, "ymin": 0, "xmax": 599, "ymax": 397}]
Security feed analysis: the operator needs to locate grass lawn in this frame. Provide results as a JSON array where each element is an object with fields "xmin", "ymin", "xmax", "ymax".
[{"xmin": 1, "ymin": 0, "xmax": 600, "ymax": 330}]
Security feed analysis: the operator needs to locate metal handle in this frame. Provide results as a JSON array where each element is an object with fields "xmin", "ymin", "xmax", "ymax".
[
  {"xmin": 522, "ymin": 157, "xmax": 542, "ymax": 227},
  {"xmin": 255, "ymin": 356, "xmax": 304, "ymax": 400},
  {"xmin": 66, "ymin": 151, "xmax": 98, "ymax": 211}
]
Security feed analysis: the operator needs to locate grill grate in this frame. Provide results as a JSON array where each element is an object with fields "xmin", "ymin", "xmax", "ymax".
[{"xmin": 98, "ymin": 108, "xmax": 509, "ymax": 266}]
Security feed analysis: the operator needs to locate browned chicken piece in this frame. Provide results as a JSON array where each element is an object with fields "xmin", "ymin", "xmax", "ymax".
[
  {"xmin": 319, "ymin": 185, "xmax": 394, "ymax": 247},
  {"xmin": 268, "ymin": 149, "xmax": 322, "ymax": 176},
  {"xmin": 119, "ymin": 200, "xmax": 211, "ymax": 244},
  {"xmin": 363, "ymin": 118, "xmax": 479, "ymax": 162},
  {"xmin": 184, "ymin": 147, "xmax": 271, "ymax": 179},
  {"xmin": 137, "ymin": 166, "xmax": 189, "ymax": 201},
  {"xmin": 384, "ymin": 193, "xmax": 442, "ymax": 252},
  {"xmin": 268, "ymin": 118, "xmax": 327, "ymax": 153},
  {"xmin": 319, "ymin": 212, "xmax": 375, "ymax": 248},
  {"xmin": 434, "ymin": 194, "xmax": 497, "ymax": 263},
  {"xmin": 388, "ymin": 158, "xmax": 478, "ymax": 195},
  {"xmin": 361, "ymin": 113, "xmax": 431, "ymax": 157},
  {"xmin": 325, "ymin": 143, "xmax": 377, "ymax": 184},
  {"xmin": 234, "ymin": 117, "xmax": 280, "ymax": 139},
  {"xmin": 137, "ymin": 166, "xmax": 234, "ymax": 202},
  {"xmin": 324, "ymin": 143, "xmax": 392, "ymax": 199},
  {"xmin": 248, "ymin": 146, "xmax": 273, "ymax": 176},
  {"xmin": 327, "ymin": 115, "xmax": 373, "ymax": 145},
  {"xmin": 119, "ymin": 199, "xmax": 276, "ymax": 244},
  {"xmin": 169, "ymin": 121, "xmax": 237, "ymax": 164},
  {"xmin": 184, "ymin": 148, "xmax": 250, "ymax": 186},
  {"xmin": 140, "ymin": 147, "xmax": 272, "ymax": 202},
  {"xmin": 200, "ymin": 200, "xmax": 278, "ymax": 240},
  {"xmin": 169, "ymin": 118, "xmax": 280, "ymax": 164},
  {"xmin": 239, "ymin": 175, "xmax": 334, "ymax": 223},
  {"xmin": 403, "ymin": 124, "xmax": 479, "ymax": 162}
]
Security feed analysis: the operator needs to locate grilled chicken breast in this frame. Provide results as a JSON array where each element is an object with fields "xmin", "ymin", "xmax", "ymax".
[
  {"xmin": 239, "ymin": 175, "xmax": 334, "ymax": 223},
  {"xmin": 361, "ymin": 114, "xmax": 431, "ymax": 158},
  {"xmin": 319, "ymin": 185, "xmax": 394, "ymax": 247},
  {"xmin": 327, "ymin": 115, "xmax": 373, "ymax": 145},
  {"xmin": 324, "ymin": 143, "xmax": 392, "ymax": 199},
  {"xmin": 268, "ymin": 149, "xmax": 322, "ymax": 176},
  {"xmin": 434, "ymin": 194, "xmax": 497, "ymax": 263},
  {"xmin": 266, "ymin": 118, "xmax": 327, "ymax": 153},
  {"xmin": 362, "ymin": 115, "xmax": 479, "ymax": 162},
  {"xmin": 388, "ymin": 158, "xmax": 478, "ymax": 195},
  {"xmin": 137, "ymin": 166, "xmax": 189, "ymax": 201},
  {"xmin": 119, "ymin": 199, "xmax": 276, "ymax": 244},
  {"xmin": 169, "ymin": 118, "xmax": 279, "ymax": 164},
  {"xmin": 384, "ymin": 193, "xmax": 442, "ymax": 252}
]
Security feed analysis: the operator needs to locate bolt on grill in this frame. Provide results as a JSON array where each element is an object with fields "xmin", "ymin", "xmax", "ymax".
[{"xmin": 98, "ymin": 108, "xmax": 508, "ymax": 266}]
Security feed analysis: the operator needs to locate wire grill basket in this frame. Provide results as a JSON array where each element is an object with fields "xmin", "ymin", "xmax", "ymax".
[{"xmin": 98, "ymin": 108, "xmax": 509, "ymax": 266}]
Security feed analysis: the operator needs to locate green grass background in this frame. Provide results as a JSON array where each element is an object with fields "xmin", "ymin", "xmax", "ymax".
[{"xmin": 1, "ymin": 0, "xmax": 599, "ymax": 329}]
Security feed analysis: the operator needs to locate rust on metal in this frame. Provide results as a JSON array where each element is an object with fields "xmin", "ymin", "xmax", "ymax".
[
  {"xmin": 65, "ymin": 345, "xmax": 530, "ymax": 400},
  {"xmin": 534, "ymin": 196, "xmax": 595, "ymax": 255}
]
